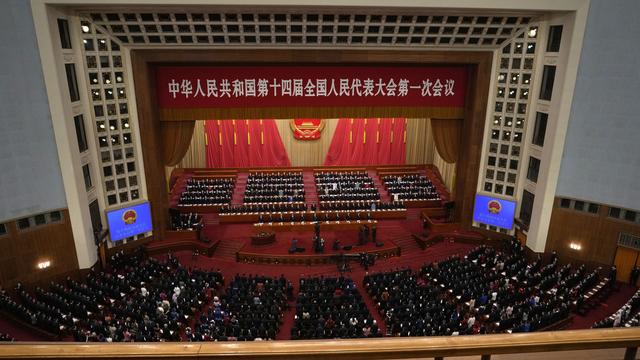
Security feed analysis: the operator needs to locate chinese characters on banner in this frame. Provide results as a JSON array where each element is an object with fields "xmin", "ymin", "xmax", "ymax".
[{"xmin": 156, "ymin": 66, "xmax": 467, "ymax": 108}]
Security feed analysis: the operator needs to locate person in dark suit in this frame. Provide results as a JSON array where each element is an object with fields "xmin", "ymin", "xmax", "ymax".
[
  {"xmin": 371, "ymin": 225, "xmax": 377, "ymax": 244},
  {"xmin": 631, "ymin": 266, "xmax": 639, "ymax": 286},
  {"xmin": 363, "ymin": 225, "xmax": 370, "ymax": 244}
]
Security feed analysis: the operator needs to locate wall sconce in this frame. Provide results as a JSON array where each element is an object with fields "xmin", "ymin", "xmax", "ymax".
[
  {"xmin": 37, "ymin": 260, "xmax": 51, "ymax": 269},
  {"xmin": 569, "ymin": 243, "xmax": 582, "ymax": 251}
]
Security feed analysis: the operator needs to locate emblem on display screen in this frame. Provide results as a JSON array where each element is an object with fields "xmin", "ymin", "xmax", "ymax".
[
  {"xmin": 290, "ymin": 119, "xmax": 325, "ymax": 140},
  {"xmin": 487, "ymin": 200, "xmax": 502, "ymax": 214},
  {"xmin": 122, "ymin": 209, "xmax": 138, "ymax": 225}
]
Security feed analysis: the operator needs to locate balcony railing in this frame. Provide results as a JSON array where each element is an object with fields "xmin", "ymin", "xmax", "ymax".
[{"xmin": 0, "ymin": 328, "xmax": 639, "ymax": 359}]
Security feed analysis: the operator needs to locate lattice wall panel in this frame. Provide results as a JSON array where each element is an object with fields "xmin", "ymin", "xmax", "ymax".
[
  {"xmin": 80, "ymin": 21, "xmax": 141, "ymax": 207},
  {"xmin": 482, "ymin": 27, "xmax": 539, "ymax": 201},
  {"xmin": 81, "ymin": 11, "xmax": 536, "ymax": 48}
]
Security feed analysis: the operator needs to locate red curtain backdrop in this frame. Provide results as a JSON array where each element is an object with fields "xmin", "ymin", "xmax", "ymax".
[
  {"xmin": 324, "ymin": 118, "xmax": 406, "ymax": 166},
  {"xmin": 205, "ymin": 119, "xmax": 291, "ymax": 168}
]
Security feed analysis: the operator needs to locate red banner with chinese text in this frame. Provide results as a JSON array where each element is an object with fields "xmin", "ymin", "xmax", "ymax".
[{"xmin": 156, "ymin": 66, "xmax": 467, "ymax": 108}]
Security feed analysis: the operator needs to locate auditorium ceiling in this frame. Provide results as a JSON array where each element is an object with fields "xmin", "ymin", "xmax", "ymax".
[{"xmin": 74, "ymin": 7, "xmax": 542, "ymax": 49}]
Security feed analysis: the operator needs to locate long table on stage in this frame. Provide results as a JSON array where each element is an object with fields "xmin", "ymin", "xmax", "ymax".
[
  {"xmin": 253, "ymin": 219, "xmax": 377, "ymax": 232},
  {"xmin": 220, "ymin": 209, "xmax": 405, "ymax": 223}
]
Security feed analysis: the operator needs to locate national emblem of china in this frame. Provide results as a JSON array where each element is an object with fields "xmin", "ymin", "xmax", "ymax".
[
  {"xmin": 290, "ymin": 119, "xmax": 325, "ymax": 140},
  {"xmin": 122, "ymin": 209, "xmax": 138, "ymax": 225},
  {"xmin": 487, "ymin": 200, "xmax": 502, "ymax": 214}
]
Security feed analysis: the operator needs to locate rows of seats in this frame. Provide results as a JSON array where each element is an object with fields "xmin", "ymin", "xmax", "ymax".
[
  {"xmin": 192, "ymin": 275, "xmax": 289, "ymax": 341},
  {"xmin": 219, "ymin": 203, "xmax": 307, "ymax": 214},
  {"xmin": 382, "ymin": 174, "xmax": 440, "ymax": 201},
  {"xmin": 244, "ymin": 172, "xmax": 305, "ymax": 203},
  {"xmin": 178, "ymin": 178, "xmax": 235, "ymax": 206},
  {"xmin": 170, "ymin": 213, "xmax": 203, "ymax": 231},
  {"xmin": 316, "ymin": 172, "xmax": 380, "ymax": 203},
  {"xmin": 364, "ymin": 241, "xmax": 598, "ymax": 336},
  {"xmin": 320, "ymin": 200, "xmax": 405, "ymax": 212},
  {"xmin": 292, "ymin": 277, "xmax": 381, "ymax": 339},
  {"xmin": 593, "ymin": 289, "xmax": 640, "ymax": 328},
  {"xmin": 1, "ymin": 250, "xmax": 223, "ymax": 342},
  {"xmin": 1, "ymin": 242, "xmax": 632, "ymax": 341}
]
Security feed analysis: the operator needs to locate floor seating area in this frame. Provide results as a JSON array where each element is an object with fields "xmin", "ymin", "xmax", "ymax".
[
  {"xmin": 291, "ymin": 277, "xmax": 381, "ymax": 339},
  {"xmin": 592, "ymin": 289, "xmax": 640, "ymax": 328},
  {"xmin": 191, "ymin": 275, "xmax": 289, "ymax": 341},
  {"xmin": 1, "ymin": 250, "xmax": 223, "ymax": 342},
  {"xmin": 1, "ymin": 238, "xmax": 637, "ymax": 342},
  {"xmin": 364, "ymin": 241, "xmax": 603, "ymax": 336},
  {"xmin": 178, "ymin": 177, "xmax": 235, "ymax": 206}
]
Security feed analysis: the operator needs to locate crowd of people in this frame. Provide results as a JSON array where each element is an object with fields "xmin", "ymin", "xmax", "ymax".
[
  {"xmin": 0, "ymin": 333, "xmax": 13, "ymax": 342},
  {"xmin": 219, "ymin": 202, "xmax": 307, "ymax": 215},
  {"xmin": 316, "ymin": 171, "xmax": 380, "ymax": 202},
  {"xmin": 1, "ymin": 237, "xmax": 636, "ymax": 342},
  {"xmin": 178, "ymin": 178, "xmax": 235, "ymax": 206},
  {"xmin": 244, "ymin": 172, "xmax": 305, "ymax": 203},
  {"xmin": 364, "ymin": 241, "xmax": 597, "ymax": 336},
  {"xmin": 192, "ymin": 275, "xmax": 289, "ymax": 341},
  {"xmin": 382, "ymin": 174, "xmax": 440, "ymax": 201},
  {"xmin": 170, "ymin": 213, "xmax": 203, "ymax": 231},
  {"xmin": 593, "ymin": 289, "xmax": 640, "ymax": 328},
  {"xmin": 319, "ymin": 200, "xmax": 405, "ymax": 212},
  {"xmin": 292, "ymin": 277, "xmax": 380, "ymax": 339},
  {"xmin": 1, "ymin": 250, "xmax": 224, "ymax": 342}
]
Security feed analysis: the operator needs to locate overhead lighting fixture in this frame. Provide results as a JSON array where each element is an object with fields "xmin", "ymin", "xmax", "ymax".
[
  {"xmin": 528, "ymin": 28, "xmax": 538, "ymax": 38},
  {"xmin": 81, "ymin": 25, "xmax": 90, "ymax": 33},
  {"xmin": 37, "ymin": 260, "xmax": 51, "ymax": 269},
  {"xmin": 569, "ymin": 242, "xmax": 582, "ymax": 251}
]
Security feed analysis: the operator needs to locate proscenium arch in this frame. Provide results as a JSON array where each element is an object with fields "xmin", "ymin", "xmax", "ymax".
[{"xmin": 131, "ymin": 49, "xmax": 492, "ymax": 240}]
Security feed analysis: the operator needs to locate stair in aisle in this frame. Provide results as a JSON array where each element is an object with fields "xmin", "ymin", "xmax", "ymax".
[
  {"xmin": 391, "ymin": 234, "xmax": 423, "ymax": 259},
  {"xmin": 302, "ymin": 170, "xmax": 318, "ymax": 207},
  {"xmin": 368, "ymin": 170, "xmax": 392, "ymax": 203},
  {"xmin": 406, "ymin": 208, "xmax": 422, "ymax": 221},
  {"xmin": 203, "ymin": 214, "xmax": 220, "ymax": 226},
  {"xmin": 213, "ymin": 240, "xmax": 245, "ymax": 261},
  {"xmin": 230, "ymin": 172, "xmax": 248, "ymax": 205}
]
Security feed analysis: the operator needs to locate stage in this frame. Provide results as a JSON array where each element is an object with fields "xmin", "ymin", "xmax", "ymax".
[{"xmin": 236, "ymin": 228, "xmax": 400, "ymax": 266}]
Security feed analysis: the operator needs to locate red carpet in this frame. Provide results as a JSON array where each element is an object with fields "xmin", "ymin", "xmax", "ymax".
[
  {"xmin": 238, "ymin": 228, "xmax": 398, "ymax": 256},
  {"xmin": 230, "ymin": 173, "xmax": 248, "ymax": 205},
  {"xmin": 567, "ymin": 282, "xmax": 638, "ymax": 330},
  {"xmin": 302, "ymin": 170, "xmax": 318, "ymax": 206}
]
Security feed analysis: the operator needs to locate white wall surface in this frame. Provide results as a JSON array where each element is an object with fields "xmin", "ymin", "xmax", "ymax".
[
  {"xmin": 557, "ymin": 0, "xmax": 640, "ymax": 210},
  {"xmin": 0, "ymin": 0, "xmax": 66, "ymax": 222}
]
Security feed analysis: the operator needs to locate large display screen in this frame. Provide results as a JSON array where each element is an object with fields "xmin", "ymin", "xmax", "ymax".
[
  {"xmin": 472, "ymin": 194, "xmax": 516, "ymax": 230},
  {"xmin": 106, "ymin": 202, "xmax": 152, "ymax": 241}
]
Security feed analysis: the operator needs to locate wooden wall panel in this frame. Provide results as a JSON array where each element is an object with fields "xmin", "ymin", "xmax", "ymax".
[
  {"xmin": 159, "ymin": 106, "xmax": 464, "ymax": 122},
  {"xmin": 546, "ymin": 198, "xmax": 640, "ymax": 269},
  {"xmin": 0, "ymin": 210, "xmax": 79, "ymax": 288},
  {"xmin": 613, "ymin": 247, "xmax": 638, "ymax": 283}
]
